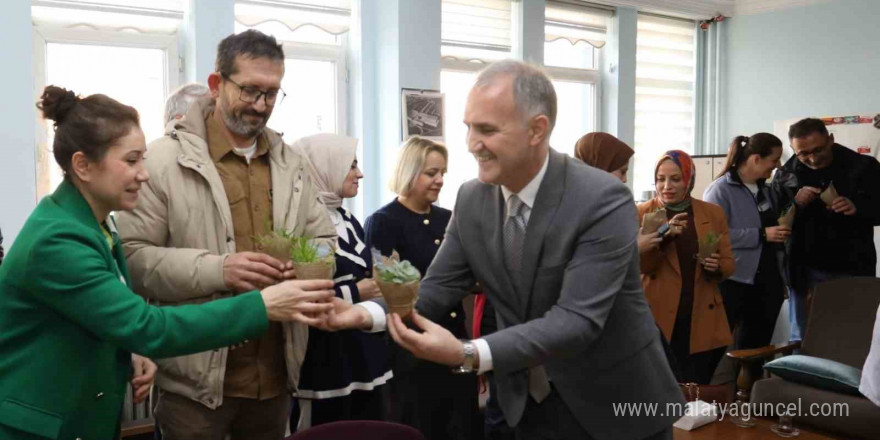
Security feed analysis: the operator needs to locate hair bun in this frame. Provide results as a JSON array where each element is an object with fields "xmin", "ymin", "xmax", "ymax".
[{"xmin": 38, "ymin": 85, "xmax": 79, "ymax": 125}]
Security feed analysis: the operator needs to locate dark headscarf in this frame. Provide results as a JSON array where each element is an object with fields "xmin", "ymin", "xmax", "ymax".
[{"xmin": 574, "ymin": 132, "xmax": 634, "ymax": 173}]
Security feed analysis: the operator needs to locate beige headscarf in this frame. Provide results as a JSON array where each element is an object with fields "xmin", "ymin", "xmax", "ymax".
[{"xmin": 297, "ymin": 133, "xmax": 359, "ymax": 210}]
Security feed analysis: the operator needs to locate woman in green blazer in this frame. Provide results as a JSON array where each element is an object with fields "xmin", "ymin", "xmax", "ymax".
[{"xmin": 0, "ymin": 86, "xmax": 335, "ymax": 440}]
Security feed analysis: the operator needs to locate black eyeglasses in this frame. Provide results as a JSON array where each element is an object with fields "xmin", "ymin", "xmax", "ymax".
[
  {"xmin": 794, "ymin": 139, "xmax": 831, "ymax": 159},
  {"xmin": 222, "ymin": 75, "xmax": 286, "ymax": 105}
]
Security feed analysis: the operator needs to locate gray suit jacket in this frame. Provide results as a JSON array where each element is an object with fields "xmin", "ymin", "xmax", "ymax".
[{"xmin": 414, "ymin": 150, "xmax": 684, "ymax": 439}]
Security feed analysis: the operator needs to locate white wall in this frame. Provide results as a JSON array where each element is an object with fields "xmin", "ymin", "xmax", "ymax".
[
  {"xmin": 722, "ymin": 0, "xmax": 880, "ymax": 141},
  {"xmin": 0, "ymin": 1, "xmax": 36, "ymax": 247}
]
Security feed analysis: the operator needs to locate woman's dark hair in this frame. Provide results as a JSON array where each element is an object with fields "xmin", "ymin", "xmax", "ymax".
[
  {"xmin": 717, "ymin": 132, "xmax": 782, "ymax": 179},
  {"xmin": 37, "ymin": 85, "xmax": 140, "ymax": 178}
]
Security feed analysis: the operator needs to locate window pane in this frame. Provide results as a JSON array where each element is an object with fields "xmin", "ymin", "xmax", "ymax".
[
  {"xmin": 44, "ymin": 43, "xmax": 167, "ymax": 194},
  {"xmin": 634, "ymin": 14, "xmax": 696, "ymax": 197},
  {"xmin": 439, "ymin": 69, "xmax": 478, "ymax": 210},
  {"xmin": 550, "ymin": 80, "xmax": 594, "ymax": 155},
  {"xmin": 544, "ymin": 39, "xmax": 595, "ymax": 70},
  {"xmin": 267, "ymin": 58, "xmax": 337, "ymax": 144}
]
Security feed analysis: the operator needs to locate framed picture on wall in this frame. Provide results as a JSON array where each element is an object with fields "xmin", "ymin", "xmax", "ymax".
[{"xmin": 401, "ymin": 88, "xmax": 444, "ymax": 142}]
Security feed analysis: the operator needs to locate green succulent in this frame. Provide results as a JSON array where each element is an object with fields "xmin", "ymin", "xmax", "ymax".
[{"xmin": 376, "ymin": 259, "xmax": 421, "ymax": 284}]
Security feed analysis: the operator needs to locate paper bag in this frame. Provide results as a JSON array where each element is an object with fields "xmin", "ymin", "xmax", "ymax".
[{"xmin": 820, "ymin": 182, "xmax": 839, "ymax": 207}]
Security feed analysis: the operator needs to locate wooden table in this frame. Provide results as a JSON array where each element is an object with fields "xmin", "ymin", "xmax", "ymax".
[{"xmin": 673, "ymin": 416, "xmax": 845, "ymax": 440}]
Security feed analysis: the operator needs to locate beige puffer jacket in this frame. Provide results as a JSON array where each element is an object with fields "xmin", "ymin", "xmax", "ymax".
[{"xmin": 115, "ymin": 97, "xmax": 335, "ymax": 409}]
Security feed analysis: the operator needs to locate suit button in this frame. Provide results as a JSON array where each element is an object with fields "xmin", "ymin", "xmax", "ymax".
[
  {"xmin": 96, "ymin": 392, "xmax": 104, "ymax": 399},
  {"xmin": 708, "ymin": 304, "xmax": 715, "ymax": 310},
  {"xmin": 450, "ymin": 312, "xmax": 457, "ymax": 318},
  {"xmin": 434, "ymin": 239, "xmax": 441, "ymax": 245},
  {"xmin": 423, "ymin": 219, "xmax": 430, "ymax": 225}
]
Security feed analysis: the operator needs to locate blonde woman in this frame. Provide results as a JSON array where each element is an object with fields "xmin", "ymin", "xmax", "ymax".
[{"xmin": 364, "ymin": 136, "xmax": 480, "ymax": 440}]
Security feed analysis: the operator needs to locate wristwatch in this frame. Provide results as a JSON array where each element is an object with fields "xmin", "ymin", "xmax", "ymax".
[{"xmin": 452, "ymin": 340, "xmax": 477, "ymax": 374}]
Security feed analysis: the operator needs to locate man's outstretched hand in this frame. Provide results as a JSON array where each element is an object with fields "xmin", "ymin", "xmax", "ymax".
[{"xmin": 387, "ymin": 311, "xmax": 465, "ymax": 367}]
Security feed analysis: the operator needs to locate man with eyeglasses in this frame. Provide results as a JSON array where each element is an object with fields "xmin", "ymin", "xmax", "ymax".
[
  {"xmin": 116, "ymin": 30, "xmax": 336, "ymax": 440},
  {"xmin": 772, "ymin": 117, "xmax": 880, "ymax": 342}
]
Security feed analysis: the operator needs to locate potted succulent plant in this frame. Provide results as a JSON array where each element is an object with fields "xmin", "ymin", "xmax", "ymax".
[{"xmin": 372, "ymin": 248, "xmax": 421, "ymax": 318}]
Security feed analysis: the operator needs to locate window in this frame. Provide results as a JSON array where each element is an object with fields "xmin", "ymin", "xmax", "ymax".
[
  {"xmin": 441, "ymin": 0, "xmax": 513, "ymax": 63},
  {"xmin": 235, "ymin": 0, "xmax": 350, "ymax": 144},
  {"xmin": 439, "ymin": 0, "xmax": 513, "ymax": 209},
  {"xmin": 439, "ymin": 69, "xmax": 479, "ymax": 209},
  {"xmin": 544, "ymin": 1, "xmax": 606, "ymax": 155},
  {"xmin": 544, "ymin": 1, "xmax": 608, "ymax": 70},
  {"xmin": 32, "ymin": 0, "xmax": 181, "ymax": 198},
  {"xmin": 634, "ymin": 14, "xmax": 697, "ymax": 195}
]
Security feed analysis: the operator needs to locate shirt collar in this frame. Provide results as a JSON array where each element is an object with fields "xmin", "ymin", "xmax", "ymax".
[{"xmin": 501, "ymin": 151, "xmax": 549, "ymax": 210}]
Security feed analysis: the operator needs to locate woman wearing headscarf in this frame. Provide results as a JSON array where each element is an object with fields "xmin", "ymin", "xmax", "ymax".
[
  {"xmin": 574, "ymin": 132, "xmax": 668, "ymax": 253},
  {"xmin": 574, "ymin": 132, "xmax": 634, "ymax": 183},
  {"xmin": 637, "ymin": 150, "xmax": 735, "ymax": 384},
  {"xmin": 295, "ymin": 134, "xmax": 392, "ymax": 428}
]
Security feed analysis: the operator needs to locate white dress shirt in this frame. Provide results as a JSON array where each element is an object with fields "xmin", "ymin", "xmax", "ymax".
[{"xmin": 359, "ymin": 152, "xmax": 550, "ymax": 373}]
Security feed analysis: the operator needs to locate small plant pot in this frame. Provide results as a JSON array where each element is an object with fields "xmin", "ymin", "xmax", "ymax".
[
  {"xmin": 777, "ymin": 205, "xmax": 795, "ymax": 229},
  {"xmin": 698, "ymin": 241, "xmax": 720, "ymax": 262},
  {"xmin": 293, "ymin": 261, "xmax": 335, "ymax": 280},
  {"xmin": 642, "ymin": 209, "xmax": 667, "ymax": 234},
  {"xmin": 820, "ymin": 182, "xmax": 839, "ymax": 207},
  {"xmin": 376, "ymin": 280, "xmax": 419, "ymax": 318}
]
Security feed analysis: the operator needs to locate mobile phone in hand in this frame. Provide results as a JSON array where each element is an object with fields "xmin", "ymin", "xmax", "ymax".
[{"xmin": 657, "ymin": 222, "xmax": 670, "ymax": 237}]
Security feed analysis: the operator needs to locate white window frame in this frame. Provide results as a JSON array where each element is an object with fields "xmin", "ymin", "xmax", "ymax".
[
  {"xmin": 32, "ymin": 24, "xmax": 180, "ymax": 198},
  {"xmin": 277, "ymin": 39, "xmax": 348, "ymax": 137},
  {"xmin": 545, "ymin": 60, "xmax": 601, "ymax": 136}
]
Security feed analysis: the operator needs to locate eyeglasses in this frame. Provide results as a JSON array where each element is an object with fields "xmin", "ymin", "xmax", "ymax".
[
  {"xmin": 222, "ymin": 75, "xmax": 286, "ymax": 105},
  {"xmin": 794, "ymin": 140, "xmax": 830, "ymax": 159}
]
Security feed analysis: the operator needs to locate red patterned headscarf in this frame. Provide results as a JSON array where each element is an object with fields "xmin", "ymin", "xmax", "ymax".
[{"xmin": 655, "ymin": 150, "xmax": 695, "ymax": 210}]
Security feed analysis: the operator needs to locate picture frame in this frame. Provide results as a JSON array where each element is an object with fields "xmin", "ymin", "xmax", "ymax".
[{"xmin": 401, "ymin": 88, "xmax": 444, "ymax": 142}]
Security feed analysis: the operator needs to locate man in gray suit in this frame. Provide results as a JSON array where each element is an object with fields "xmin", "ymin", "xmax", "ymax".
[{"xmin": 325, "ymin": 60, "xmax": 683, "ymax": 439}]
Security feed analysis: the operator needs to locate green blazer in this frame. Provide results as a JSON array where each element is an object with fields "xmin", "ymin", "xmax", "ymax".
[{"xmin": 0, "ymin": 181, "xmax": 270, "ymax": 440}]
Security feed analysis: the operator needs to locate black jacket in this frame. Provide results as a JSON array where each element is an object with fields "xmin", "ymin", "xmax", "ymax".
[{"xmin": 771, "ymin": 144, "xmax": 880, "ymax": 291}]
